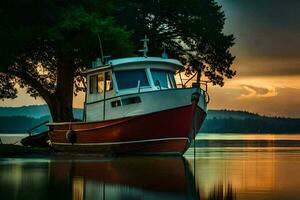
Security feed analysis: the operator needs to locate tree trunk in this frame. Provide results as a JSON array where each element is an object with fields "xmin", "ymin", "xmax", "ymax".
[
  {"xmin": 48, "ymin": 97, "xmax": 74, "ymax": 122},
  {"xmin": 48, "ymin": 58, "xmax": 75, "ymax": 122},
  {"xmin": 9, "ymin": 54, "xmax": 76, "ymax": 122}
]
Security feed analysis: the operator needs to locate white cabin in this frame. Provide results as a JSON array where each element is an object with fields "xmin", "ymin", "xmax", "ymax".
[{"xmin": 84, "ymin": 57, "xmax": 207, "ymax": 122}]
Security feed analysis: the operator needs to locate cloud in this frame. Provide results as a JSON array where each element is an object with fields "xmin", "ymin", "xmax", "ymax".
[
  {"xmin": 218, "ymin": 0, "xmax": 300, "ymax": 58},
  {"xmin": 235, "ymin": 57, "xmax": 300, "ymax": 77},
  {"xmin": 208, "ymin": 83, "xmax": 300, "ymax": 118},
  {"xmin": 238, "ymin": 85, "xmax": 278, "ymax": 99}
]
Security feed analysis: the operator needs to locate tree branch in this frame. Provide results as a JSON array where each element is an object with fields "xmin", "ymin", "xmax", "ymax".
[{"xmin": 8, "ymin": 69, "xmax": 53, "ymax": 105}]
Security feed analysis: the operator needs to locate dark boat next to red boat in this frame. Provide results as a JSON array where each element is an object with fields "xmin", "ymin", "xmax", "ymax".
[{"xmin": 47, "ymin": 41, "xmax": 208, "ymax": 155}]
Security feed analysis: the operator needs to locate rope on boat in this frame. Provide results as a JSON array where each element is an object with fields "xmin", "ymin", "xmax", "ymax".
[
  {"xmin": 191, "ymin": 91, "xmax": 200, "ymax": 191},
  {"xmin": 191, "ymin": 66, "xmax": 202, "ymax": 194},
  {"xmin": 66, "ymin": 121, "xmax": 77, "ymax": 144}
]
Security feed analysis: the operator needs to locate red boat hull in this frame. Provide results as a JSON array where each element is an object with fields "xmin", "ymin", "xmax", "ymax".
[{"xmin": 48, "ymin": 104, "xmax": 206, "ymax": 155}]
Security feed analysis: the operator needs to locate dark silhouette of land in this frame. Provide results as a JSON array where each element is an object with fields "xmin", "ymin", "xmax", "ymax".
[
  {"xmin": 0, "ymin": 105, "xmax": 299, "ymax": 133},
  {"xmin": 201, "ymin": 110, "xmax": 300, "ymax": 133}
]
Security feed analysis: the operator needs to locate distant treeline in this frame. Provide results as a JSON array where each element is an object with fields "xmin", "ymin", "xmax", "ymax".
[
  {"xmin": 0, "ymin": 116, "xmax": 50, "ymax": 133},
  {"xmin": 0, "ymin": 114, "xmax": 299, "ymax": 134},
  {"xmin": 0, "ymin": 105, "xmax": 83, "ymax": 119},
  {"xmin": 201, "ymin": 117, "xmax": 300, "ymax": 133}
]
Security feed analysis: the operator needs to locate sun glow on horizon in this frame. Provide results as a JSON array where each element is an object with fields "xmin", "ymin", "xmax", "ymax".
[{"xmin": 1, "ymin": 73, "xmax": 300, "ymax": 118}]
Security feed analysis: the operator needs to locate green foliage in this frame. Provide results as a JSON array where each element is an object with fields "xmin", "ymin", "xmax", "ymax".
[
  {"xmin": 49, "ymin": 4, "xmax": 133, "ymax": 59},
  {"xmin": 114, "ymin": 0, "xmax": 236, "ymax": 86},
  {"xmin": 0, "ymin": 0, "xmax": 133, "ymax": 99},
  {"xmin": 0, "ymin": 74, "xmax": 17, "ymax": 99}
]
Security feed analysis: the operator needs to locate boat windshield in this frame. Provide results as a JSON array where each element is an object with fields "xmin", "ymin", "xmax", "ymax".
[
  {"xmin": 115, "ymin": 69, "xmax": 149, "ymax": 90},
  {"xmin": 151, "ymin": 69, "xmax": 176, "ymax": 89}
]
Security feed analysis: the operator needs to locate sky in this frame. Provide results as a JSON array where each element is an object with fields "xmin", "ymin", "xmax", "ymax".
[
  {"xmin": 208, "ymin": 0, "xmax": 300, "ymax": 117},
  {"xmin": 1, "ymin": 0, "xmax": 300, "ymax": 118}
]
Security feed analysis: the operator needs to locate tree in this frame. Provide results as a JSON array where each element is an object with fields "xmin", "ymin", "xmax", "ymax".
[
  {"xmin": 114, "ymin": 0, "xmax": 236, "ymax": 86},
  {"xmin": 0, "ymin": 0, "xmax": 133, "ymax": 122},
  {"xmin": 0, "ymin": 0, "xmax": 235, "ymax": 122}
]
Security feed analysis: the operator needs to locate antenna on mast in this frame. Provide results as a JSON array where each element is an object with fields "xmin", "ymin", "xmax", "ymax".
[
  {"xmin": 161, "ymin": 46, "xmax": 168, "ymax": 59},
  {"xmin": 91, "ymin": 33, "xmax": 104, "ymax": 68},
  {"xmin": 139, "ymin": 35, "xmax": 150, "ymax": 57},
  {"xmin": 97, "ymin": 33, "xmax": 104, "ymax": 63}
]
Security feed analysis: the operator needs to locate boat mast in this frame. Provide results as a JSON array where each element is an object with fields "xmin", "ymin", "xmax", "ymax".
[
  {"xmin": 97, "ymin": 33, "xmax": 105, "ymax": 63},
  {"xmin": 139, "ymin": 35, "xmax": 149, "ymax": 57}
]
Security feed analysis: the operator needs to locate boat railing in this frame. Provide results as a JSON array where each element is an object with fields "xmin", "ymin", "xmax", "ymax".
[
  {"xmin": 177, "ymin": 79, "xmax": 210, "ymax": 103},
  {"xmin": 194, "ymin": 81, "xmax": 210, "ymax": 104},
  {"xmin": 200, "ymin": 81, "xmax": 210, "ymax": 103},
  {"xmin": 27, "ymin": 120, "xmax": 49, "ymax": 136}
]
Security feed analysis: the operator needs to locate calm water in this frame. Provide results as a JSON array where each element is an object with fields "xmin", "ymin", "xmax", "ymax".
[
  {"xmin": 0, "ymin": 133, "xmax": 28, "ymax": 144},
  {"xmin": 1, "ymin": 134, "xmax": 300, "ymax": 200}
]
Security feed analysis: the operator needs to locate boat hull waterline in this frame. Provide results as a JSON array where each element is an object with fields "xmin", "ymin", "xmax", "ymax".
[{"xmin": 48, "ymin": 103, "xmax": 206, "ymax": 155}]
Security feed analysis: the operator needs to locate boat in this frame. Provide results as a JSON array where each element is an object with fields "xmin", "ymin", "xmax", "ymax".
[
  {"xmin": 20, "ymin": 131, "xmax": 49, "ymax": 147},
  {"xmin": 47, "ymin": 39, "xmax": 208, "ymax": 155},
  {"xmin": 21, "ymin": 121, "xmax": 49, "ymax": 147}
]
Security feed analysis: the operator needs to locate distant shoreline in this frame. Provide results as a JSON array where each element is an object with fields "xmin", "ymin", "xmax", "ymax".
[{"xmin": 1, "ymin": 105, "xmax": 299, "ymax": 133}]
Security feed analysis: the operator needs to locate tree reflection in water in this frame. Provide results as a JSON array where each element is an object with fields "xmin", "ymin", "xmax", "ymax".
[{"xmin": 208, "ymin": 182, "xmax": 236, "ymax": 200}]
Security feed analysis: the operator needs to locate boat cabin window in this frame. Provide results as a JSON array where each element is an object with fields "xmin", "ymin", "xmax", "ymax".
[
  {"xmin": 89, "ymin": 75, "xmax": 98, "ymax": 94},
  {"xmin": 115, "ymin": 69, "xmax": 149, "ymax": 90},
  {"xmin": 89, "ymin": 72, "xmax": 113, "ymax": 94},
  {"xmin": 151, "ymin": 69, "xmax": 176, "ymax": 89},
  {"xmin": 105, "ymin": 71, "xmax": 113, "ymax": 91},
  {"xmin": 97, "ymin": 73, "xmax": 104, "ymax": 93}
]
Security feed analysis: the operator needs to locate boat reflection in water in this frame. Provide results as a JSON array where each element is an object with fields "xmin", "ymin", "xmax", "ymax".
[
  {"xmin": 2, "ymin": 146, "xmax": 300, "ymax": 200},
  {"xmin": 0, "ymin": 156, "xmax": 238, "ymax": 200},
  {"xmin": 49, "ymin": 156, "xmax": 199, "ymax": 200}
]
